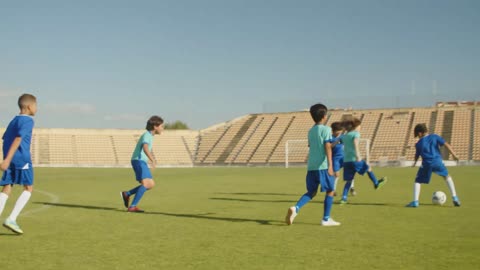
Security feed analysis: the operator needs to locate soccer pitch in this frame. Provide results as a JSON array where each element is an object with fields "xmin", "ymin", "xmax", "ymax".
[{"xmin": 2, "ymin": 167, "xmax": 479, "ymax": 270}]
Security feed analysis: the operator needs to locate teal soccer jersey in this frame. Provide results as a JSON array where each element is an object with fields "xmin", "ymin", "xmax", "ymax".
[
  {"xmin": 307, "ymin": 124, "xmax": 332, "ymax": 171},
  {"xmin": 131, "ymin": 131, "xmax": 153, "ymax": 162},
  {"xmin": 343, "ymin": 131, "xmax": 360, "ymax": 162}
]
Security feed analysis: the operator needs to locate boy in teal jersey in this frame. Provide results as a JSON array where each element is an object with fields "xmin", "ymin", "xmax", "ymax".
[
  {"xmin": 285, "ymin": 103, "xmax": 340, "ymax": 226},
  {"xmin": 340, "ymin": 118, "xmax": 386, "ymax": 204},
  {"xmin": 121, "ymin": 116, "xmax": 164, "ymax": 212}
]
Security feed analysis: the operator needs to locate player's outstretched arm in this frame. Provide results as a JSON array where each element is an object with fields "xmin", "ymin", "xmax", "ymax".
[
  {"xmin": 325, "ymin": 142, "xmax": 333, "ymax": 176},
  {"xmin": 0, "ymin": 137, "xmax": 22, "ymax": 171},
  {"xmin": 443, "ymin": 142, "xmax": 459, "ymax": 161}
]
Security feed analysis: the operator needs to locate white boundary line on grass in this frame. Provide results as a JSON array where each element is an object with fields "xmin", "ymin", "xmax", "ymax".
[{"xmin": 21, "ymin": 189, "xmax": 60, "ymax": 217}]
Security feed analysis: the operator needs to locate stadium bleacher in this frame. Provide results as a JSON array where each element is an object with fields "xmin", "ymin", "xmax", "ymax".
[{"xmin": 0, "ymin": 103, "xmax": 478, "ymax": 167}]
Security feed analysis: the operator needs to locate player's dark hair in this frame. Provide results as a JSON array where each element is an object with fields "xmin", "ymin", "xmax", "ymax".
[
  {"xmin": 146, "ymin": 115, "xmax": 164, "ymax": 131},
  {"xmin": 18, "ymin": 93, "xmax": 37, "ymax": 109},
  {"xmin": 331, "ymin": 121, "xmax": 344, "ymax": 132},
  {"xmin": 309, "ymin": 103, "xmax": 328, "ymax": 123},
  {"xmin": 414, "ymin": 123, "xmax": 428, "ymax": 138},
  {"xmin": 343, "ymin": 118, "xmax": 361, "ymax": 132}
]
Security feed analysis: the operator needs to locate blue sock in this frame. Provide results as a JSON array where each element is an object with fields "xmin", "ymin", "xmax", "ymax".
[
  {"xmin": 295, "ymin": 192, "xmax": 315, "ymax": 212},
  {"xmin": 126, "ymin": 185, "xmax": 141, "ymax": 196},
  {"xmin": 323, "ymin": 195, "xmax": 334, "ymax": 221},
  {"xmin": 342, "ymin": 181, "xmax": 352, "ymax": 201},
  {"xmin": 130, "ymin": 186, "xmax": 148, "ymax": 207},
  {"xmin": 367, "ymin": 171, "xmax": 379, "ymax": 186}
]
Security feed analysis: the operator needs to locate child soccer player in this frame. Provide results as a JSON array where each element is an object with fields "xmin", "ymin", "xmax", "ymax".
[
  {"xmin": 406, "ymin": 123, "xmax": 461, "ymax": 207},
  {"xmin": 0, "ymin": 94, "xmax": 37, "ymax": 234},
  {"xmin": 121, "ymin": 116, "xmax": 164, "ymax": 212},
  {"xmin": 285, "ymin": 103, "xmax": 340, "ymax": 226},
  {"xmin": 329, "ymin": 122, "xmax": 357, "ymax": 196},
  {"xmin": 340, "ymin": 118, "xmax": 386, "ymax": 204}
]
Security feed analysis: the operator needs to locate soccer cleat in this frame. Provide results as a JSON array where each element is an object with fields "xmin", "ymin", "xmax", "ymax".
[
  {"xmin": 339, "ymin": 199, "xmax": 348, "ymax": 205},
  {"xmin": 3, "ymin": 218, "xmax": 23, "ymax": 234},
  {"xmin": 350, "ymin": 187, "xmax": 357, "ymax": 196},
  {"xmin": 120, "ymin": 191, "xmax": 130, "ymax": 208},
  {"xmin": 285, "ymin": 206, "xmax": 297, "ymax": 225},
  {"xmin": 375, "ymin": 177, "xmax": 387, "ymax": 190},
  {"xmin": 127, "ymin": 206, "xmax": 145, "ymax": 213},
  {"xmin": 406, "ymin": 201, "xmax": 419, "ymax": 208},
  {"xmin": 452, "ymin": 196, "xmax": 461, "ymax": 207},
  {"xmin": 321, "ymin": 218, "xmax": 341, "ymax": 226}
]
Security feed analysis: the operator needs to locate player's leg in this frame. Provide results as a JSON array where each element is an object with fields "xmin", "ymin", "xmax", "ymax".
[
  {"xmin": 129, "ymin": 178, "xmax": 155, "ymax": 212},
  {"xmin": 321, "ymin": 172, "xmax": 340, "ymax": 226},
  {"xmin": 286, "ymin": 171, "xmax": 319, "ymax": 225},
  {"xmin": 362, "ymin": 162, "xmax": 386, "ymax": 189},
  {"xmin": 0, "ymin": 184, "xmax": 12, "ymax": 218},
  {"xmin": 434, "ymin": 163, "xmax": 460, "ymax": 206},
  {"xmin": 350, "ymin": 179, "xmax": 357, "ymax": 196},
  {"xmin": 3, "ymin": 168, "xmax": 33, "ymax": 234},
  {"xmin": 333, "ymin": 171, "xmax": 339, "ymax": 196},
  {"xmin": 407, "ymin": 166, "xmax": 430, "ymax": 207},
  {"xmin": 340, "ymin": 162, "xmax": 355, "ymax": 203}
]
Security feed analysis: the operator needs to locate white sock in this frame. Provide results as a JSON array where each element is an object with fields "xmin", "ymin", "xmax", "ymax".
[
  {"xmin": 351, "ymin": 180, "xmax": 355, "ymax": 188},
  {"xmin": 8, "ymin": 191, "xmax": 31, "ymax": 221},
  {"xmin": 444, "ymin": 176, "xmax": 457, "ymax": 197},
  {"xmin": 0, "ymin": 193, "xmax": 8, "ymax": 218},
  {"xmin": 414, "ymin": 183, "xmax": 421, "ymax": 201},
  {"xmin": 334, "ymin": 177, "xmax": 339, "ymax": 191}
]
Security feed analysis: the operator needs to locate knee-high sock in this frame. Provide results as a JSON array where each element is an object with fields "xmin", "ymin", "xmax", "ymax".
[
  {"xmin": 367, "ymin": 171, "xmax": 379, "ymax": 186},
  {"xmin": 444, "ymin": 176, "xmax": 457, "ymax": 197},
  {"xmin": 342, "ymin": 181, "xmax": 352, "ymax": 200},
  {"xmin": 130, "ymin": 186, "xmax": 148, "ymax": 207},
  {"xmin": 127, "ymin": 185, "xmax": 141, "ymax": 196},
  {"xmin": 295, "ymin": 192, "xmax": 316, "ymax": 211},
  {"xmin": 323, "ymin": 195, "xmax": 334, "ymax": 221},
  {"xmin": 334, "ymin": 177, "xmax": 339, "ymax": 191},
  {"xmin": 8, "ymin": 191, "xmax": 31, "ymax": 221},
  {"xmin": 0, "ymin": 193, "xmax": 8, "ymax": 218},
  {"xmin": 413, "ymin": 182, "xmax": 421, "ymax": 201},
  {"xmin": 350, "ymin": 180, "xmax": 355, "ymax": 188}
]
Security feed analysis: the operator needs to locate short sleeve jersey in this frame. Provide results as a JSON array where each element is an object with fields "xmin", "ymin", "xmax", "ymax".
[
  {"xmin": 343, "ymin": 131, "xmax": 360, "ymax": 162},
  {"xmin": 131, "ymin": 131, "xmax": 153, "ymax": 162},
  {"xmin": 415, "ymin": 134, "xmax": 445, "ymax": 165},
  {"xmin": 2, "ymin": 115, "xmax": 35, "ymax": 168},
  {"xmin": 307, "ymin": 124, "xmax": 332, "ymax": 171}
]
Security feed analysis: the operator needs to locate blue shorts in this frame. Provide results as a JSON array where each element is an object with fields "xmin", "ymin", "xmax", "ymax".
[
  {"xmin": 306, "ymin": 170, "xmax": 335, "ymax": 193},
  {"xmin": 332, "ymin": 157, "xmax": 343, "ymax": 173},
  {"xmin": 0, "ymin": 165, "xmax": 34, "ymax": 186},
  {"xmin": 343, "ymin": 161, "xmax": 369, "ymax": 181},
  {"xmin": 131, "ymin": 160, "xmax": 152, "ymax": 182},
  {"xmin": 415, "ymin": 162, "xmax": 448, "ymax": 184}
]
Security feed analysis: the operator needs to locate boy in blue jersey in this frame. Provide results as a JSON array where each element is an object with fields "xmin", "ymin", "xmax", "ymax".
[
  {"xmin": 406, "ymin": 123, "xmax": 460, "ymax": 207},
  {"xmin": 0, "ymin": 94, "xmax": 37, "ymax": 234},
  {"xmin": 285, "ymin": 103, "xmax": 340, "ymax": 226},
  {"xmin": 121, "ymin": 116, "xmax": 164, "ymax": 212},
  {"xmin": 329, "ymin": 122, "xmax": 357, "ymax": 196},
  {"xmin": 340, "ymin": 118, "xmax": 386, "ymax": 204}
]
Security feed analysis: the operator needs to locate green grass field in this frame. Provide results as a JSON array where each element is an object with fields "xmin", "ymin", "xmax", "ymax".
[{"xmin": 1, "ymin": 166, "xmax": 479, "ymax": 270}]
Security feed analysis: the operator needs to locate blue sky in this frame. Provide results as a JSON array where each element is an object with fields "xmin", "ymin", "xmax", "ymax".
[{"xmin": 1, "ymin": 0, "xmax": 479, "ymax": 129}]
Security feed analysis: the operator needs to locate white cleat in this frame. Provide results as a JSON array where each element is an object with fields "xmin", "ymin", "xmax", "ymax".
[
  {"xmin": 285, "ymin": 206, "xmax": 297, "ymax": 225},
  {"xmin": 321, "ymin": 218, "xmax": 341, "ymax": 226}
]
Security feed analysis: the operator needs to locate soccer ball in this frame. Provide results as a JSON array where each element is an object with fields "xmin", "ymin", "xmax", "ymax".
[{"xmin": 432, "ymin": 191, "xmax": 447, "ymax": 205}]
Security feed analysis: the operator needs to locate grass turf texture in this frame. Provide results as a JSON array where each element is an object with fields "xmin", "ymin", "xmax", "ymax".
[{"xmin": 1, "ymin": 166, "xmax": 479, "ymax": 270}]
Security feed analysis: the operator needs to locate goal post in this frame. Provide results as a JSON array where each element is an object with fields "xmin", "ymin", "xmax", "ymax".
[{"xmin": 285, "ymin": 138, "xmax": 370, "ymax": 168}]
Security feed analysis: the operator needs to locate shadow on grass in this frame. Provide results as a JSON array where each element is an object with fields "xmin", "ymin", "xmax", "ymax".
[
  {"xmin": 34, "ymin": 202, "xmax": 286, "ymax": 226},
  {"xmin": 215, "ymin": 192, "xmax": 298, "ymax": 196},
  {"xmin": 210, "ymin": 197, "xmax": 298, "ymax": 203}
]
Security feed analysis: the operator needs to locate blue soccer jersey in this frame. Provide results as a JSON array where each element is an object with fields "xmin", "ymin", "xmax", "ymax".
[
  {"xmin": 330, "ymin": 134, "xmax": 344, "ymax": 161},
  {"xmin": 131, "ymin": 131, "xmax": 154, "ymax": 162},
  {"xmin": 307, "ymin": 124, "xmax": 332, "ymax": 171},
  {"xmin": 2, "ymin": 115, "xmax": 34, "ymax": 169},
  {"xmin": 415, "ymin": 134, "xmax": 445, "ymax": 165}
]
